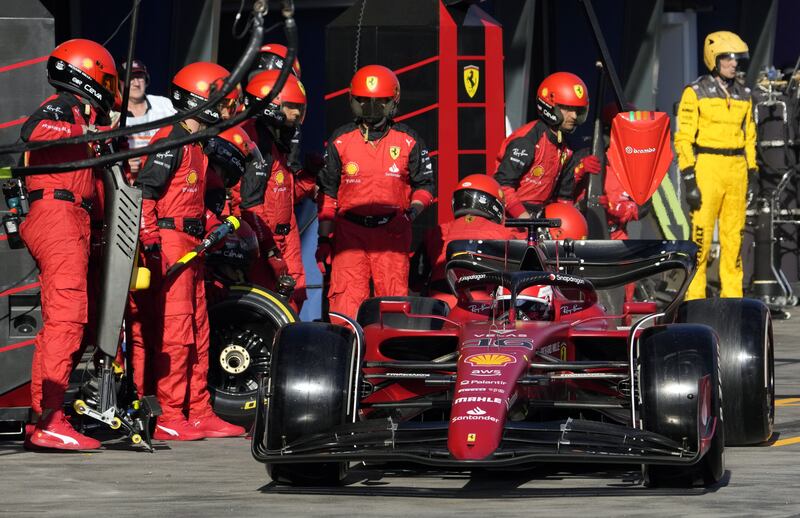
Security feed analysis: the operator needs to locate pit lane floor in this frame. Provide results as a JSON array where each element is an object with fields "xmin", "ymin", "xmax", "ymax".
[{"xmin": 2, "ymin": 315, "xmax": 800, "ymax": 517}]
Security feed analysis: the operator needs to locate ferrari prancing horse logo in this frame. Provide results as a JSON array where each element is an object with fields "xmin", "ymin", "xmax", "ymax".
[
  {"xmin": 463, "ymin": 65, "xmax": 480, "ymax": 98},
  {"xmin": 573, "ymin": 84, "xmax": 585, "ymax": 99},
  {"xmin": 366, "ymin": 76, "xmax": 378, "ymax": 92},
  {"xmin": 389, "ymin": 146, "xmax": 401, "ymax": 160}
]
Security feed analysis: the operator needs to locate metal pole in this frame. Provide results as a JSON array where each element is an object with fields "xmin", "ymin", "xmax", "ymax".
[
  {"xmin": 579, "ymin": 0, "xmax": 626, "ymax": 111},
  {"xmin": 118, "ymin": 0, "xmax": 141, "ymax": 130}
]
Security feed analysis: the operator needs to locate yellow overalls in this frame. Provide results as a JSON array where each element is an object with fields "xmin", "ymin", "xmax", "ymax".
[{"xmin": 674, "ymin": 74, "xmax": 756, "ymax": 299}]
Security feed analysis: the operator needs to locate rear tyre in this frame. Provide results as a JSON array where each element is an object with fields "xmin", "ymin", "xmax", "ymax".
[
  {"xmin": 676, "ymin": 298, "xmax": 774, "ymax": 445},
  {"xmin": 265, "ymin": 323, "xmax": 356, "ymax": 485},
  {"xmin": 208, "ymin": 285, "xmax": 297, "ymax": 425},
  {"xmin": 639, "ymin": 324, "xmax": 725, "ymax": 488}
]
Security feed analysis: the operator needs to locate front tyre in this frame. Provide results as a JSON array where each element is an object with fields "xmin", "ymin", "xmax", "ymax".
[
  {"xmin": 639, "ymin": 324, "xmax": 725, "ymax": 488},
  {"xmin": 264, "ymin": 323, "xmax": 357, "ymax": 485}
]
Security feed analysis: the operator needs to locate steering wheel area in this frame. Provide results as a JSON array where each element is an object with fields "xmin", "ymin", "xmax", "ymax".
[
  {"xmin": 446, "ymin": 261, "xmax": 597, "ymax": 323},
  {"xmin": 494, "ymin": 294, "xmax": 552, "ymax": 322}
]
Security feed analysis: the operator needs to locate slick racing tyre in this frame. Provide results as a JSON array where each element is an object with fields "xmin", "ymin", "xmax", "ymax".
[
  {"xmin": 639, "ymin": 324, "xmax": 725, "ymax": 488},
  {"xmin": 676, "ymin": 298, "xmax": 774, "ymax": 445},
  {"xmin": 208, "ymin": 285, "xmax": 297, "ymax": 426},
  {"xmin": 265, "ymin": 323, "xmax": 358, "ymax": 486}
]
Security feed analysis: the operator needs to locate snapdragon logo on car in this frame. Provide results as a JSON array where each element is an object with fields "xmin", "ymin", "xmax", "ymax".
[{"xmin": 624, "ymin": 146, "xmax": 656, "ymax": 155}]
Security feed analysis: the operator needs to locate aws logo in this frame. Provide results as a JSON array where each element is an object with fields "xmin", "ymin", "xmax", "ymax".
[{"xmin": 465, "ymin": 353, "xmax": 516, "ymax": 366}]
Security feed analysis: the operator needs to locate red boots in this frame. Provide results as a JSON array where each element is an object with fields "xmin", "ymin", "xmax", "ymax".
[
  {"xmin": 190, "ymin": 414, "xmax": 246, "ymax": 438},
  {"xmin": 153, "ymin": 414, "xmax": 244, "ymax": 440},
  {"xmin": 153, "ymin": 418, "xmax": 205, "ymax": 441},
  {"xmin": 27, "ymin": 410, "xmax": 101, "ymax": 451}
]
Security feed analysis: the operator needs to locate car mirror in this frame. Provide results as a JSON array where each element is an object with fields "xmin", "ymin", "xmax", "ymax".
[{"xmin": 623, "ymin": 301, "xmax": 657, "ymax": 315}]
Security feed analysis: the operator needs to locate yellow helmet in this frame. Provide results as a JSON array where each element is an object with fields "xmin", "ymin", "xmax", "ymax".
[{"xmin": 703, "ymin": 31, "xmax": 749, "ymax": 72}]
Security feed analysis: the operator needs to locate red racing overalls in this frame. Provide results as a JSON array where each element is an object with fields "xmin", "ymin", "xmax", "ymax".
[
  {"xmin": 135, "ymin": 123, "xmax": 213, "ymax": 421},
  {"xmin": 319, "ymin": 121, "xmax": 435, "ymax": 318},
  {"xmin": 20, "ymin": 92, "xmax": 105, "ymax": 415}
]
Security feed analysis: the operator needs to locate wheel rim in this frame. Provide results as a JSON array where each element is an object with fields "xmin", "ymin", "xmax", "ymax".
[
  {"xmin": 208, "ymin": 299, "xmax": 284, "ymax": 400},
  {"xmin": 209, "ymin": 324, "xmax": 269, "ymax": 397}
]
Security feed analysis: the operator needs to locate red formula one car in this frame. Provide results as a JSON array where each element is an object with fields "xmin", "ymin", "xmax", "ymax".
[{"xmin": 251, "ymin": 220, "xmax": 774, "ymax": 487}]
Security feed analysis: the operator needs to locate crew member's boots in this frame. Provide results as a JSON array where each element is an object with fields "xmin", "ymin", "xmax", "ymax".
[
  {"xmin": 190, "ymin": 413, "xmax": 246, "ymax": 438},
  {"xmin": 28, "ymin": 409, "xmax": 101, "ymax": 450}
]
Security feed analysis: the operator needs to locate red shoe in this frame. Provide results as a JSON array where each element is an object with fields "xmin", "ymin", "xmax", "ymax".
[
  {"xmin": 153, "ymin": 418, "xmax": 205, "ymax": 441},
  {"xmin": 29, "ymin": 410, "xmax": 101, "ymax": 451},
  {"xmin": 23, "ymin": 423, "xmax": 38, "ymax": 450},
  {"xmin": 190, "ymin": 414, "xmax": 246, "ymax": 438}
]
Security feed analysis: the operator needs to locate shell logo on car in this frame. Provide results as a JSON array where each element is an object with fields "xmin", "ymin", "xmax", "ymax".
[{"xmin": 465, "ymin": 353, "xmax": 516, "ymax": 366}]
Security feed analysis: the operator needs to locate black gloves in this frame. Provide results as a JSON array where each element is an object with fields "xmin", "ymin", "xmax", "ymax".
[
  {"xmin": 747, "ymin": 168, "xmax": 759, "ymax": 203},
  {"xmin": 682, "ymin": 167, "xmax": 702, "ymax": 212}
]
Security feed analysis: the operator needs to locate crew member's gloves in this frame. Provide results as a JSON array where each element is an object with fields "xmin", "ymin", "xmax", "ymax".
[
  {"xmin": 140, "ymin": 236, "xmax": 166, "ymax": 279},
  {"xmin": 386, "ymin": 206, "xmax": 418, "ymax": 236},
  {"xmin": 747, "ymin": 168, "xmax": 759, "ymax": 203},
  {"xmin": 682, "ymin": 168, "xmax": 702, "ymax": 211},
  {"xmin": 613, "ymin": 201, "xmax": 639, "ymax": 223},
  {"xmin": 578, "ymin": 154, "xmax": 602, "ymax": 175},
  {"xmin": 316, "ymin": 236, "xmax": 333, "ymax": 275},
  {"xmin": 291, "ymin": 285, "xmax": 307, "ymax": 307}
]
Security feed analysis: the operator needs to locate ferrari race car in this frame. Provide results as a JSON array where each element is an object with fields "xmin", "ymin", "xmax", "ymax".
[{"xmin": 251, "ymin": 220, "xmax": 775, "ymax": 487}]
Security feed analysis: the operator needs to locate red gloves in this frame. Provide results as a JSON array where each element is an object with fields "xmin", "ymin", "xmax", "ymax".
[
  {"xmin": 578, "ymin": 155, "xmax": 601, "ymax": 175},
  {"xmin": 291, "ymin": 285, "xmax": 307, "ymax": 307},
  {"xmin": 316, "ymin": 237, "xmax": 333, "ymax": 275},
  {"xmin": 612, "ymin": 201, "xmax": 639, "ymax": 223}
]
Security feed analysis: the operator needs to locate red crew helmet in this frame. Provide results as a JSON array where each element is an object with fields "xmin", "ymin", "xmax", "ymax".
[
  {"xmin": 253, "ymin": 43, "xmax": 301, "ymax": 78},
  {"xmin": 47, "ymin": 38, "xmax": 119, "ymax": 114},
  {"xmin": 452, "ymin": 174, "xmax": 506, "ymax": 224},
  {"xmin": 206, "ymin": 126, "xmax": 255, "ymax": 188},
  {"xmin": 536, "ymin": 72, "xmax": 590, "ymax": 130},
  {"xmin": 544, "ymin": 202, "xmax": 588, "ymax": 240},
  {"xmin": 349, "ymin": 64, "xmax": 400, "ymax": 124},
  {"xmin": 244, "ymin": 69, "xmax": 307, "ymax": 123},
  {"xmin": 171, "ymin": 62, "xmax": 238, "ymax": 125}
]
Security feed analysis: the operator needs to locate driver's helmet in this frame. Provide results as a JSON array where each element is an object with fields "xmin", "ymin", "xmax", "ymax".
[
  {"xmin": 206, "ymin": 219, "xmax": 259, "ymax": 271},
  {"xmin": 535, "ymin": 72, "xmax": 589, "ymax": 132},
  {"xmin": 452, "ymin": 174, "xmax": 505, "ymax": 224},
  {"xmin": 495, "ymin": 285, "xmax": 554, "ymax": 321},
  {"xmin": 544, "ymin": 202, "xmax": 588, "ymax": 240}
]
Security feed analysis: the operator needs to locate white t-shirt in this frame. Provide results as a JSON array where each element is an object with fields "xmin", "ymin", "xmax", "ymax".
[{"xmin": 126, "ymin": 95, "xmax": 177, "ymax": 149}]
